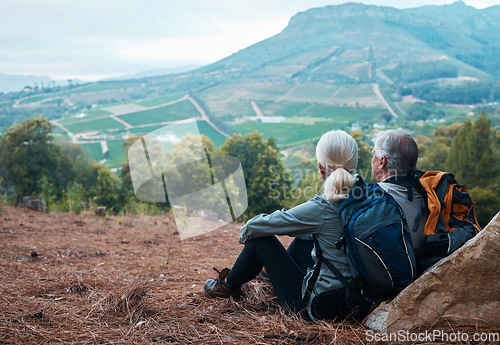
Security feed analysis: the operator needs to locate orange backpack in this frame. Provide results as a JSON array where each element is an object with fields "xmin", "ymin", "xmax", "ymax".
[{"xmin": 417, "ymin": 171, "xmax": 481, "ymax": 271}]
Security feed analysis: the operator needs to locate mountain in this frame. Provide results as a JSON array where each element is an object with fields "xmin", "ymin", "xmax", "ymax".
[
  {"xmin": 106, "ymin": 65, "xmax": 201, "ymax": 81},
  {"xmin": 0, "ymin": 73, "xmax": 82, "ymax": 93},
  {"xmin": 190, "ymin": 1, "xmax": 500, "ymax": 85},
  {"xmin": 3, "ymin": 1, "xmax": 500, "ymax": 162},
  {"xmin": 6, "ymin": 2, "xmax": 500, "ymax": 97},
  {"xmin": 0, "ymin": 73, "xmax": 53, "ymax": 93}
]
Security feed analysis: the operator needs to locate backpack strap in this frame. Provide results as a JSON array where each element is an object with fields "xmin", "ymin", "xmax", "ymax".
[
  {"xmin": 354, "ymin": 174, "xmax": 364, "ymax": 187},
  {"xmin": 412, "ymin": 204, "xmax": 425, "ymax": 233},
  {"xmin": 303, "ymin": 246, "xmax": 322, "ymax": 305},
  {"xmin": 303, "ymin": 236, "xmax": 357, "ymax": 305},
  {"xmin": 311, "ymin": 236, "xmax": 358, "ymax": 294},
  {"xmin": 384, "ymin": 173, "xmax": 426, "ymax": 233},
  {"xmin": 384, "ymin": 173, "xmax": 422, "ymax": 202}
]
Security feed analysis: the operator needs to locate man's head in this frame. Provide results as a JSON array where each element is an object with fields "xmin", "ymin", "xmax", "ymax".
[{"xmin": 371, "ymin": 130, "xmax": 419, "ymax": 182}]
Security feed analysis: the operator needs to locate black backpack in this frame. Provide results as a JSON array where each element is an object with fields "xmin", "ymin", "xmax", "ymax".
[{"xmin": 306, "ymin": 181, "xmax": 417, "ymax": 319}]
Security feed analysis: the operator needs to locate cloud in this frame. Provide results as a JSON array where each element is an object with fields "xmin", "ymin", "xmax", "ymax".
[
  {"xmin": 119, "ymin": 18, "xmax": 288, "ymax": 64},
  {"xmin": 466, "ymin": 0, "xmax": 500, "ymax": 8}
]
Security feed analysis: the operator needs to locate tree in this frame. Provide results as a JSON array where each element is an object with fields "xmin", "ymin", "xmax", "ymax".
[
  {"xmin": 90, "ymin": 164, "xmax": 121, "ymax": 211},
  {"xmin": 0, "ymin": 116, "xmax": 60, "ymax": 202},
  {"xmin": 417, "ymin": 123, "xmax": 463, "ymax": 172},
  {"xmin": 417, "ymin": 113, "xmax": 499, "ymax": 226},
  {"xmin": 285, "ymin": 158, "xmax": 323, "ymax": 208},
  {"xmin": 119, "ymin": 136, "xmax": 142, "ymax": 203},
  {"xmin": 57, "ymin": 142, "xmax": 121, "ymax": 210},
  {"xmin": 350, "ymin": 130, "xmax": 372, "ymax": 181},
  {"xmin": 445, "ymin": 113, "xmax": 500, "ymax": 226},
  {"xmin": 446, "ymin": 113, "xmax": 499, "ymax": 189},
  {"xmin": 468, "ymin": 186, "xmax": 500, "ymax": 228},
  {"xmin": 217, "ymin": 131, "xmax": 290, "ymax": 219},
  {"xmin": 53, "ymin": 142, "xmax": 96, "ymax": 196},
  {"xmin": 0, "ymin": 117, "xmax": 128, "ymax": 213},
  {"xmin": 118, "ymin": 134, "xmax": 218, "ymax": 215}
]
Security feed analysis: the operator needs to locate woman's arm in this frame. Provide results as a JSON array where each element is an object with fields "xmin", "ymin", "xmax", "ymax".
[{"xmin": 238, "ymin": 196, "xmax": 326, "ymax": 244}]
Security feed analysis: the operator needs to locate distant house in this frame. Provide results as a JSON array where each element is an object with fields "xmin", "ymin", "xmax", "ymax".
[
  {"xmin": 351, "ymin": 122, "xmax": 361, "ymax": 131},
  {"xmin": 22, "ymin": 86, "xmax": 34, "ymax": 93},
  {"xmin": 248, "ymin": 116, "xmax": 286, "ymax": 123},
  {"xmin": 373, "ymin": 123, "xmax": 387, "ymax": 129}
]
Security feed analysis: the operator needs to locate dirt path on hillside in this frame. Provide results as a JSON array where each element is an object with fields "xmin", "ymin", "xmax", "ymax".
[
  {"xmin": 13, "ymin": 95, "xmax": 74, "ymax": 109},
  {"xmin": 250, "ymin": 101, "xmax": 264, "ymax": 117},
  {"xmin": 372, "ymin": 83, "xmax": 398, "ymax": 118},
  {"xmin": 109, "ymin": 114, "xmax": 133, "ymax": 128},
  {"xmin": 188, "ymin": 96, "xmax": 231, "ymax": 138},
  {"xmin": 50, "ymin": 120, "xmax": 78, "ymax": 143}
]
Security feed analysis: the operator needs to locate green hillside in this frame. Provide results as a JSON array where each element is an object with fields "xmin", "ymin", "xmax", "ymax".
[
  {"xmin": 202, "ymin": 2, "xmax": 500, "ymax": 82},
  {"xmin": 64, "ymin": 117, "xmax": 126, "ymax": 134},
  {"xmin": 118, "ymin": 100, "xmax": 199, "ymax": 126},
  {"xmin": 234, "ymin": 121, "xmax": 342, "ymax": 147},
  {"xmin": 1, "ymin": 1, "xmax": 499, "ymax": 171}
]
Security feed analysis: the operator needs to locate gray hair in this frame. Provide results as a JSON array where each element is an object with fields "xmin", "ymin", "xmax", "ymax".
[
  {"xmin": 373, "ymin": 130, "xmax": 419, "ymax": 176},
  {"xmin": 316, "ymin": 130, "xmax": 358, "ymax": 202}
]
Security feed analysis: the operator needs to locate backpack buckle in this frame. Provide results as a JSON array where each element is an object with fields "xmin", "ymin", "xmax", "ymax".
[{"xmin": 334, "ymin": 237, "xmax": 345, "ymax": 250}]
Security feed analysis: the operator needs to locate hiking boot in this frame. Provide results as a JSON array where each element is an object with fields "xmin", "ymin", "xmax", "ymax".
[{"xmin": 204, "ymin": 267, "xmax": 242, "ymax": 300}]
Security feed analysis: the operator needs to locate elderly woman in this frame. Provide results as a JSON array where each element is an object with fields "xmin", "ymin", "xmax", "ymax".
[{"xmin": 204, "ymin": 130, "xmax": 358, "ymax": 321}]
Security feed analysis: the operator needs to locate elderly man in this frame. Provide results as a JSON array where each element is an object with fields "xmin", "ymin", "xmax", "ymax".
[{"xmin": 371, "ymin": 129, "xmax": 426, "ymax": 251}]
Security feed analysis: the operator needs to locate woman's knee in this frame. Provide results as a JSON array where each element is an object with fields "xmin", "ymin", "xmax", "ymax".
[{"xmin": 244, "ymin": 236, "xmax": 281, "ymax": 250}]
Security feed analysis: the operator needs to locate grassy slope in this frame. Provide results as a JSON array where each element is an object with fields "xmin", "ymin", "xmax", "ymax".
[
  {"xmin": 200, "ymin": 82, "xmax": 385, "ymax": 147},
  {"xmin": 80, "ymin": 142, "xmax": 104, "ymax": 161},
  {"xmin": 118, "ymin": 100, "xmax": 199, "ymax": 126},
  {"xmin": 105, "ymin": 141, "xmax": 128, "ymax": 168},
  {"xmin": 234, "ymin": 121, "xmax": 343, "ymax": 147},
  {"xmin": 64, "ymin": 117, "xmax": 126, "ymax": 134},
  {"xmin": 136, "ymin": 92, "xmax": 186, "ymax": 107},
  {"xmin": 77, "ymin": 121, "xmax": 228, "ymax": 169},
  {"xmin": 59, "ymin": 109, "xmax": 113, "ymax": 126}
]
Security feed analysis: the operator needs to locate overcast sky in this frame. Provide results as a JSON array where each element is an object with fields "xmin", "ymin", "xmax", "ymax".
[{"xmin": 1, "ymin": 0, "xmax": 499, "ymax": 81}]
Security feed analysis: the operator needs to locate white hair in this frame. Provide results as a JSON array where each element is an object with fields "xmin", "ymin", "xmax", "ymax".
[
  {"xmin": 373, "ymin": 130, "xmax": 419, "ymax": 176},
  {"xmin": 316, "ymin": 130, "xmax": 358, "ymax": 202}
]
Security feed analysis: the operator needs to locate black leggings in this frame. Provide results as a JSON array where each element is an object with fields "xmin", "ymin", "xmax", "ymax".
[
  {"xmin": 287, "ymin": 237, "xmax": 315, "ymax": 273},
  {"xmin": 226, "ymin": 236, "xmax": 314, "ymax": 315}
]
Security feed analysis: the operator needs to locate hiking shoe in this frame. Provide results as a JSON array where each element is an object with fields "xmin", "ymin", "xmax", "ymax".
[{"xmin": 204, "ymin": 267, "xmax": 242, "ymax": 300}]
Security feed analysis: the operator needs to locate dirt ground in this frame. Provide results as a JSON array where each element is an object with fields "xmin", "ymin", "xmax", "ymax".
[{"xmin": 0, "ymin": 207, "xmax": 496, "ymax": 344}]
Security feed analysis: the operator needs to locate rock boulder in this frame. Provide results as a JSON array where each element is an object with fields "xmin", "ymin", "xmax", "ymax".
[
  {"xmin": 365, "ymin": 211, "xmax": 500, "ymax": 332},
  {"xmin": 95, "ymin": 206, "xmax": 107, "ymax": 216},
  {"xmin": 22, "ymin": 196, "xmax": 44, "ymax": 212}
]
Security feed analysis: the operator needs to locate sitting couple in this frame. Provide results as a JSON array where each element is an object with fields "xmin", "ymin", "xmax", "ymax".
[{"xmin": 203, "ymin": 129, "xmax": 422, "ymax": 321}]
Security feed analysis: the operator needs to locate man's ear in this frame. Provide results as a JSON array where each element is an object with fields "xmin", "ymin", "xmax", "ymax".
[{"xmin": 379, "ymin": 156, "xmax": 387, "ymax": 169}]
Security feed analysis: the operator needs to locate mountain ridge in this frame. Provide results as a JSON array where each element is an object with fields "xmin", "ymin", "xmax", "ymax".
[
  {"xmin": 0, "ymin": 73, "xmax": 82, "ymax": 94},
  {"xmin": 193, "ymin": 1, "xmax": 500, "ymax": 85}
]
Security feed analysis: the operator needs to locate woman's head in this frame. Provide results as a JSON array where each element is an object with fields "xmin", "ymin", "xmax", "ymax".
[{"xmin": 316, "ymin": 130, "xmax": 358, "ymax": 202}]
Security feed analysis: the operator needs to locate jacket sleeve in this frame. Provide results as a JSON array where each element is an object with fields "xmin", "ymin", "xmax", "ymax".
[{"xmin": 238, "ymin": 196, "xmax": 325, "ymax": 244}]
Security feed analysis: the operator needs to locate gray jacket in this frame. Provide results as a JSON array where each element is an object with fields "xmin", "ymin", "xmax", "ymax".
[
  {"xmin": 239, "ymin": 194, "xmax": 351, "ymax": 319},
  {"xmin": 379, "ymin": 178, "xmax": 426, "ymax": 250}
]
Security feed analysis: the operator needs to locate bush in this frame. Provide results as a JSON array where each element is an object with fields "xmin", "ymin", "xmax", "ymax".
[{"xmin": 469, "ymin": 186, "xmax": 500, "ymax": 228}]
